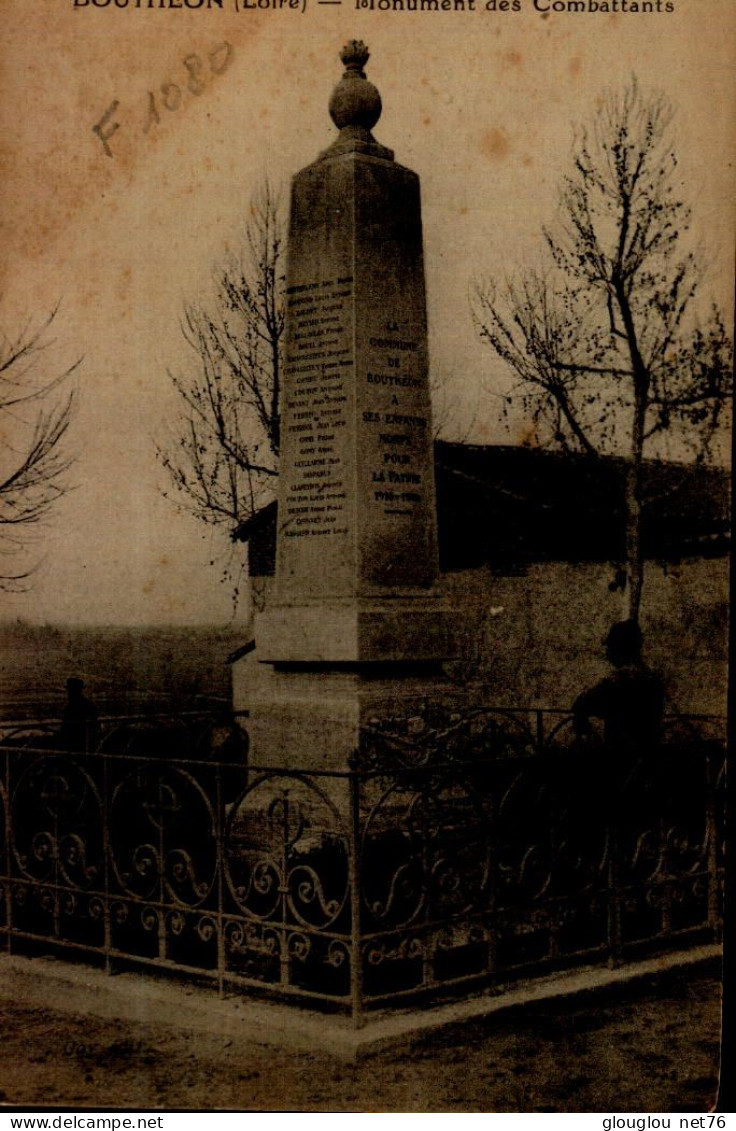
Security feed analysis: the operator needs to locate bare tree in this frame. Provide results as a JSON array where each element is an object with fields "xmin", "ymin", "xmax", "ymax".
[
  {"xmin": 0, "ymin": 305, "xmax": 79, "ymax": 590},
  {"xmin": 472, "ymin": 79, "xmax": 732, "ymax": 623},
  {"xmin": 158, "ymin": 182, "xmax": 284, "ymax": 550}
]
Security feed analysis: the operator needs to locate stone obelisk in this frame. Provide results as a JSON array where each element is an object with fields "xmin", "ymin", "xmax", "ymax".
[{"xmin": 234, "ymin": 42, "xmax": 457, "ymax": 771}]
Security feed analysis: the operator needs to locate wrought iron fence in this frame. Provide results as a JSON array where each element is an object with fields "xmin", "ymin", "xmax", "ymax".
[{"xmin": 0, "ymin": 708, "xmax": 724, "ymax": 1026}]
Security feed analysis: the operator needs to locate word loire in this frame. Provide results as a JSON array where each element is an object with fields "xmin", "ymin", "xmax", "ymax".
[
  {"xmin": 236, "ymin": 0, "xmax": 306, "ymax": 9},
  {"xmin": 93, "ymin": 41, "xmax": 233, "ymax": 157}
]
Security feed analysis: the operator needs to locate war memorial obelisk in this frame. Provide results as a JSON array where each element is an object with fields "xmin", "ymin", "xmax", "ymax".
[{"xmin": 234, "ymin": 41, "xmax": 458, "ymax": 770}]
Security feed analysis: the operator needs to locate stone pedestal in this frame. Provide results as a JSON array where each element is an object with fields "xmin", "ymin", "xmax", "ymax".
[
  {"xmin": 234, "ymin": 41, "xmax": 460, "ymax": 776},
  {"xmin": 234, "ymin": 665, "xmax": 462, "ymax": 773}
]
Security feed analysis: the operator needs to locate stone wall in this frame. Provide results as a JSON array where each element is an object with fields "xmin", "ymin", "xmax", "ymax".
[{"xmin": 440, "ymin": 557, "xmax": 728, "ymax": 716}]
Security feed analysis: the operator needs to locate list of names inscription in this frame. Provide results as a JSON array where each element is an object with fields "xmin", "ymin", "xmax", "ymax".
[{"xmin": 281, "ymin": 274, "xmax": 354, "ymax": 545}]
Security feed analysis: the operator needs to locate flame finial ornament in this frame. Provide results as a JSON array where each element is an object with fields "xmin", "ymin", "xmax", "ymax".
[
  {"xmin": 329, "ymin": 40, "xmax": 382, "ymax": 133},
  {"xmin": 339, "ymin": 40, "xmax": 370, "ymax": 76}
]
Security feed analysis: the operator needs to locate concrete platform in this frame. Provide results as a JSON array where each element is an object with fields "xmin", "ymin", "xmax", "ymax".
[{"xmin": 0, "ymin": 946, "xmax": 721, "ymax": 1061}]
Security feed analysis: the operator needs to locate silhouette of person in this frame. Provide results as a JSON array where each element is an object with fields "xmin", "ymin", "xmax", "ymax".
[
  {"xmin": 59, "ymin": 677, "xmax": 98, "ymax": 752},
  {"xmin": 573, "ymin": 620, "xmax": 665, "ymax": 754}
]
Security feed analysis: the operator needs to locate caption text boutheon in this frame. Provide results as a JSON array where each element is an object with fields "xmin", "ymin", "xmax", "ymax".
[{"xmin": 75, "ymin": 0, "xmax": 676, "ymax": 15}]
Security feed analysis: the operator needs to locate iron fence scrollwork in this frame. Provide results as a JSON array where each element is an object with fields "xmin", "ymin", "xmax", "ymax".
[{"xmin": 0, "ymin": 707, "xmax": 725, "ymax": 1024}]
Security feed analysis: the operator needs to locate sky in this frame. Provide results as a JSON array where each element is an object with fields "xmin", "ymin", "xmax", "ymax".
[{"xmin": 1, "ymin": 0, "xmax": 733, "ymax": 626}]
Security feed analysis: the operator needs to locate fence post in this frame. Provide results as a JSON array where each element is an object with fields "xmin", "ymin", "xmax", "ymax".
[
  {"xmin": 486, "ymin": 788, "xmax": 498, "ymax": 991},
  {"xmin": 102, "ymin": 753, "xmax": 112, "ymax": 973},
  {"xmin": 606, "ymin": 805, "xmax": 623, "ymax": 969},
  {"xmin": 3, "ymin": 751, "xmax": 11, "ymax": 955},
  {"xmin": 216, "ymin": 763, "xmax": 226, "ymax": 998},
  {"xmin": 348, "ymin": 758, "xmax": 364, "ymax": 1029},
  {"xmin": 278, "ymin": 790, "xmax": 291, "ymax": 988},
  {"xmin": 156, "ymin": 773, "xmax": 167, "ymax": 962},
  {"xmin": 705, "ymin": 747, "xmax": 721, "ymax": 942},
  {"xmin": 535, "ymin": 709, "xmax": 545, "ymax": 755}
]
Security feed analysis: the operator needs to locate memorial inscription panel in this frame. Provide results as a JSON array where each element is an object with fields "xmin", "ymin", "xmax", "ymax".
[
  {"xmin": 356, "ymin": 316, "xmax": 436, "ymax": 589},
  {"xmin": 278, "ymin": 269, "xmax": 357, "ymax": 600},
  {"xmin": 354, "ymin": 159, "xmax": 438, "ymax": 592},
  {"xmin": 275, "ymin": 147, "xmax": 438, "ymax": 603}
]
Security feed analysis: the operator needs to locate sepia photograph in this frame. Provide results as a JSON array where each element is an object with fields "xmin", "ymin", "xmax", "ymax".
[{"xmin": 0, "ymin": 0, "xmax": 732, "ymax": 1114}]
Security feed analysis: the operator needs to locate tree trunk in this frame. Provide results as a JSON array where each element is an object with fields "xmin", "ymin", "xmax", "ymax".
[
  {"xmin": 625, "ymin": 390, "xmax": 647, "ymax": 626},
  {"xmin": 614, "ymin": 276, "xmax": 648, "ymax": 628},
  {"xmin": 270, "ymin": 335, "xmax": 281, "ymax": 455},
  {"xmin": 624, "ymin": 461, "xmax": 643, "ymax": 625}
]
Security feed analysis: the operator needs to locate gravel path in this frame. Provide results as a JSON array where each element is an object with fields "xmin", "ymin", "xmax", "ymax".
[{"xmin": 0, "ymin": 965, "xmax": 722, "ymax": 1113}]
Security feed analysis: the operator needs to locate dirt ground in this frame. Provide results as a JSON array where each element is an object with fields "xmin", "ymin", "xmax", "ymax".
[{"xmin": 0, "ymin": 963, "xmax": 723, "ymax": 1113}]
